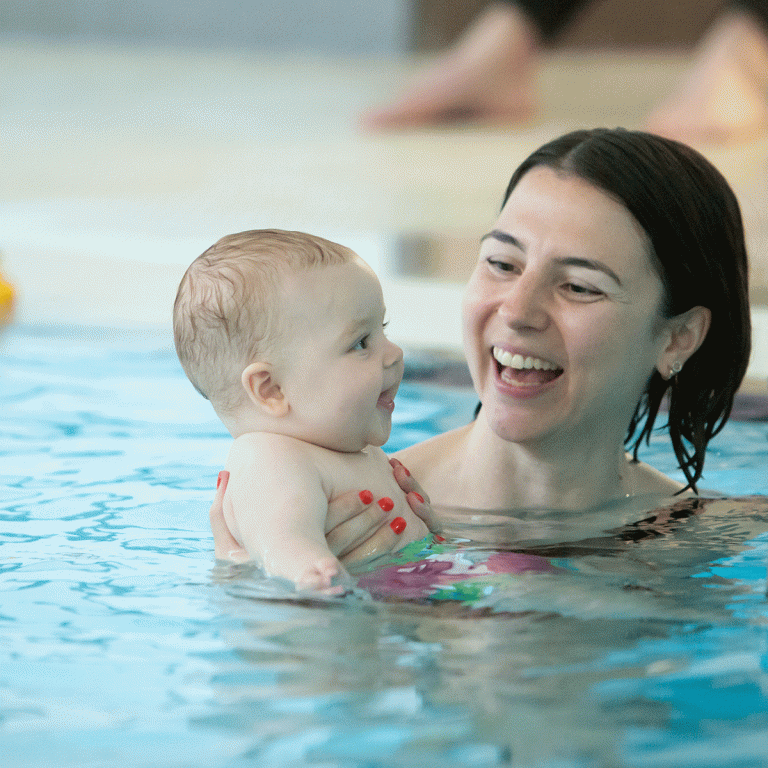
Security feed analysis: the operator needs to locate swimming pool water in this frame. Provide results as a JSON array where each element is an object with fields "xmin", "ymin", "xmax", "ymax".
[{"xmin": 2, "ymin": 324, "xmax": 768, "ymax": 767}]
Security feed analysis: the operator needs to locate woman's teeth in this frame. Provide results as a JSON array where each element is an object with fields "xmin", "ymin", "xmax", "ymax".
[{"xmin": 492, "ymin": 347, "xmax": 559, "ymax": 371}]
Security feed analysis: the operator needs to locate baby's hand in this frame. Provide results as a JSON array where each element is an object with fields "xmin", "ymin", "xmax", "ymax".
[{"xmin": 296, "ymin": 556, "xmax": 349, "ymax": 595}]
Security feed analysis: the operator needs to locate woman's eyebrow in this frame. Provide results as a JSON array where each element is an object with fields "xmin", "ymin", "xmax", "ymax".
[
  {"xmin": 481, "ymin": 229, "xmax": 523, "ymax": 248},
  {"xmin": 481, "ymin": 229, "xmax": 623, "ymax": 286},
  {"xmin": 555, "ymin": 257, "xmax": 623, "ymax": 287}
]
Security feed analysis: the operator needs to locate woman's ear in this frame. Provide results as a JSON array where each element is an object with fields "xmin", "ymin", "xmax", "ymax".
[
  {"xmin": 656, "ymin": 305, "xmax": 712, "ymax": 380},
  {"xmin": 241, "ymin": 362, "xmax": 289, "ymax": 417}
]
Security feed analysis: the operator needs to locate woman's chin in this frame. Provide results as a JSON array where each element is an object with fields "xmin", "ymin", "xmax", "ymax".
[{"xmin": 481, "ymin": 406, "xmax": 555, "ymax": 445}]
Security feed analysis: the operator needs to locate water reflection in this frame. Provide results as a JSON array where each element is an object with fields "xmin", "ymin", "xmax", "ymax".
[
  {"xmin": 3, "ymin": 325, "xmax": 766, "ymax": 767},
  {"xmin": 204, "ymin": 500, "xmax": 768, "ymax": 767}
]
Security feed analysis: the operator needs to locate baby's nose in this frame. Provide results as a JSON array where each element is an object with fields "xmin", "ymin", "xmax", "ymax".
[{"xmin": 384, "ymin": 339, "xmax": 404, "ymax": 367}]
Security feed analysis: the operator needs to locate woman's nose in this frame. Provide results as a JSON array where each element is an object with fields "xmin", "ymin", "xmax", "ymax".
[{"xmin": 497, "ymin": 276, "xmax": 550, "ymax": 331}]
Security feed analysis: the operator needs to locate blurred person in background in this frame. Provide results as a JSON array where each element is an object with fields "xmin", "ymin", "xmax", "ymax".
[{"xmin": 362, "ymin": 1, "xmax": 768, "ymax": 142}]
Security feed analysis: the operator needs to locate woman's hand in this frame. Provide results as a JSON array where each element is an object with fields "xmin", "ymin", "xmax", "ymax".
[
  {"xmin": 389, "ymin": 457, "xmax": 437, "ymax": 530},
  {"xmin": 208, "ymin": 462, "xmax": 436, "ymax": 565},
  {"xmin": 209, "ymin": 471, "xmax": 250, "ymax": 563},
  {"xmin": 325, "ymin": 458, "xmax": 435, "ymax": 565}
]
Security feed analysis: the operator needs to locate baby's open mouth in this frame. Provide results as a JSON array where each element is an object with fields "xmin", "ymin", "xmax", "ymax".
[
  {"xmin": 492, "ymin": 346, "xmax": 563, "ymax": 386},
  {"xmin": 377, "ymin": 386, "xmax": 398, "ymax": 412}
]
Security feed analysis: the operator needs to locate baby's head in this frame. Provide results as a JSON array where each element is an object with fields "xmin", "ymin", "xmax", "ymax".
[
  {"xmin": 173, "ymin": 229, "xmax": 356, "ymax": 415},
  {"xmin": 174, "ymin": 229, "xmax": 404, "ymax": 451}
]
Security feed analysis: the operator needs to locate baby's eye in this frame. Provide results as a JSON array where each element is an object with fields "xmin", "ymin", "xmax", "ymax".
[{"xmin": 351, "ymin": 335, "xmax": 370, "ymax": 352}]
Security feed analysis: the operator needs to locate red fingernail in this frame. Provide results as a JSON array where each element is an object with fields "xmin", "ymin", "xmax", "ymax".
[
  {"xmin": 390, "ymin": 517, "xmax": 407, "ymax": 534},
  {"xmin": 412, "ymin": 492, "xmax": 424, "ymax": 504},
  {"xmin": 435, "ymin": 535, "xmax": 446, "ymax": 542},
  {"xmin": 378, "ymin": 497, "xmax": 394, "ymax": 512},
  {"xmin": 401, "ymin": 464, "xmax": 411, "ymax": 476},
  {"xmin": 359, "ymin": 490, "xmax": 374, "ymax": 505}
]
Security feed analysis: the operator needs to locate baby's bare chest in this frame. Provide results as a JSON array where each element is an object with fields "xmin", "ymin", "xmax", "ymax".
[{"xmin": 320, "ymin": 448, "xmax": 408, "ymax": 512}]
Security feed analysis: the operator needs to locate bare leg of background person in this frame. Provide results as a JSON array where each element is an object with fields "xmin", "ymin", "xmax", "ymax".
[
  {"xmin": 361, "ymin": 3, "xmax": 541, "ymax": 129},
  {"xmin": 645, "ymin": 9, "xmax": 768, "ymax": 142}
]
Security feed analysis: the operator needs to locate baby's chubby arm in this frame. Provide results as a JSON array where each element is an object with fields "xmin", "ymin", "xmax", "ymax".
[{"xmin": 223, "ymin": 432, "xmax": 343, "ymax": 590}]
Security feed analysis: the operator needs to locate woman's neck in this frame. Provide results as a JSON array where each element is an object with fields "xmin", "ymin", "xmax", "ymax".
[{"xmin": 454, "ymin": 415, "xmax": 637, "ymax": 511}]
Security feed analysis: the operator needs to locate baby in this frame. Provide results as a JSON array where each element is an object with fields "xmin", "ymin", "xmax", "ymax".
[{"xmin": 173, "ymin": 229, "xmax": 429, "ymax": 589}]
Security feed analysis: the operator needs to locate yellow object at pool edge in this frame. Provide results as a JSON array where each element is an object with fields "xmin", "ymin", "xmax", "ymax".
[{"xmin": 0, "ymin": 270, "xmax": 15, "ymax": 325}]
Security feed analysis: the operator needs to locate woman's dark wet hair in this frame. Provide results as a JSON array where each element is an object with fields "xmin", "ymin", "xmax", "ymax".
[{"xmin": 500, "ymin": 127, "xmax": 751, "ymax": 492}]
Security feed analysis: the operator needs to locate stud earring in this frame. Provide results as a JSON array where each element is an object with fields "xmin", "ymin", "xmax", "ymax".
[{"xmin": 670, "ymin": 361, "xmax": 683, "ymax": 378}]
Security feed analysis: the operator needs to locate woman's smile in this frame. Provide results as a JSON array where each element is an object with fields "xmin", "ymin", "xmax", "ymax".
[{"xmin": 492, "ymin": 345, "xmax": 564, "ymax": 397}]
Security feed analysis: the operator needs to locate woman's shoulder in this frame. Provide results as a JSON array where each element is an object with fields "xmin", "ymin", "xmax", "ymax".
[
  {"xmin": 633, "ymin": 493, "xmax": 768, "ymax": 541},
  {"xmin": 391, "ymin": 425, "xmax": 474, "ymax": 504},
  {"xmin": 633, "ymin": 457, "xmax": 768, "ymax": 523},
  {"xmin": 392, "ymin": 424, "xmax": 470, "ymax": 478},
  {"xmin": 632, "ymin": 459, "xmax": 688, "ymax": 496}
]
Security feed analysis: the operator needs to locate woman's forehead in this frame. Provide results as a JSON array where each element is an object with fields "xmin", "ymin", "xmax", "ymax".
[{"xmin": 497, "ymin": 167, "xmax": 654, "ymax": 269}]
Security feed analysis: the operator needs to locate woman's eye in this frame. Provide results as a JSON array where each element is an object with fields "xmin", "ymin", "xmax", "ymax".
[
  {"xmin": 564, "ymin": 282, "xmax": 602, "ymax": 298},
  {"xmin": 486, "ymin": 258, "xmax": 517, "ymax": 273}
]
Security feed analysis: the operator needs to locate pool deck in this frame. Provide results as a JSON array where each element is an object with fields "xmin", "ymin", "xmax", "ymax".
[{"xmin": 1, "ymin": 39, "xmax": 767, "ymax": 392}]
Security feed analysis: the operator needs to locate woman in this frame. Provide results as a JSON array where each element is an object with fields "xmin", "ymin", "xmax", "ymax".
[{"xmin": 211, "ymin": 128, "xmax": 761, "ymax": 565}]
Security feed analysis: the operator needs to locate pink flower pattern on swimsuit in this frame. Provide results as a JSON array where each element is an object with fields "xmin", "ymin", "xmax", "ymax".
[
  {"xmin": 485, "ymin": 551, "xmax": 557, "ymax": 575},
  {"xmin": 357, "ymin": 548, "xmax": 556, "ymax": 601}
]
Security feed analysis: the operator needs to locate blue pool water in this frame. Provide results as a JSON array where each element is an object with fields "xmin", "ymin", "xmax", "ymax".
[{"xmin": 2, "ymin": 324, "xmax": 768, "ymax": 768}]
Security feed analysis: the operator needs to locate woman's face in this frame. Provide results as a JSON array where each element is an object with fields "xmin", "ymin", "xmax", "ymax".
[{"xmin": 462, "ymin": 166, "xmax": 673, "ymax": 450}]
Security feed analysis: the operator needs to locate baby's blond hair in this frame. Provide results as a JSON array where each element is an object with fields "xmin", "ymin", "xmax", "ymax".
[{"xmin": 173, "ymin": 229, "xmax": 355, "ymax": 412}]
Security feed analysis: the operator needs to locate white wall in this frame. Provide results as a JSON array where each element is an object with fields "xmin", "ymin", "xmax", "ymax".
[{"xmin": 0, "ymin": 0, "xmax": 414, "ymax": 53}]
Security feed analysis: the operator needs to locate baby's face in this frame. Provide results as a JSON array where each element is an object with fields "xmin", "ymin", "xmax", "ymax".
[{"xmin": 270, "ymin": 258, "xmax": 404, "ymax": 452}]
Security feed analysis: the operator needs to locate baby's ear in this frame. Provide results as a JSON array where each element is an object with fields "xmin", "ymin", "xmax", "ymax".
[{"xmin": 241, "ymin": 362, "xmax": 289, "ymax": 417}]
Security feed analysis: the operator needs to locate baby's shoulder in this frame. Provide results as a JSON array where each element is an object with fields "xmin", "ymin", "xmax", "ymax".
[{"xmin": 228, "ymin": 431, "xmax": 317, "ymax": 468}]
